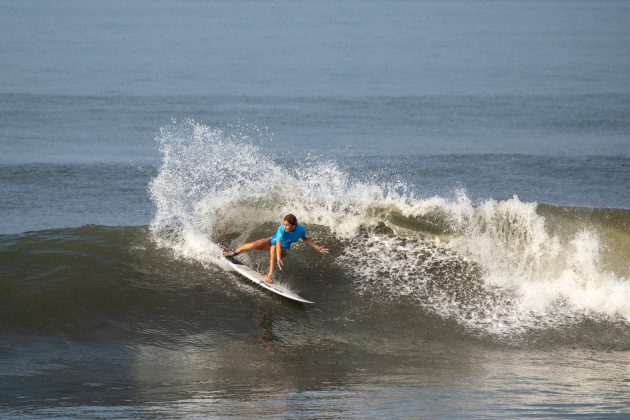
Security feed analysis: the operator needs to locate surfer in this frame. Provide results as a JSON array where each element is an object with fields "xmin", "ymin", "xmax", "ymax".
[{"xmin": 223, "ymin": 214, "xmax": 329, "ymax": 284}]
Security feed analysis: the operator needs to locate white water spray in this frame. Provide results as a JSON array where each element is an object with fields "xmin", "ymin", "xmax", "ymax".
[{"xmin": 149, "ymin": 120, "xmax": 630, "ymax": 336}]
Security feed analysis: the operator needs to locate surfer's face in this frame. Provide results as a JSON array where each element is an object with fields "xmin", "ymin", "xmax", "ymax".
[{"xmin": 283, "ymin": 221, "xmax": 296, "ymax": 232}]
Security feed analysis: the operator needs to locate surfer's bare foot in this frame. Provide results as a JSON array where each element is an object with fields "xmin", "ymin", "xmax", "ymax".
[{"xmin": 265, "ymin": 275, "xmax": 273, "ymax": 284}]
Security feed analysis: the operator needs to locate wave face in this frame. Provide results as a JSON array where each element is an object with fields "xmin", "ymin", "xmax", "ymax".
[{"xmin": 145, "ymin": 120, "xmax": 630, "ymax": 345}]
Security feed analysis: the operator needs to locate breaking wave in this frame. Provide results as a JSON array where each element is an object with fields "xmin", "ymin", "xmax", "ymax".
[{"xmin": 149, "ymin": 119, "xmax": 630, "ymax": 339}]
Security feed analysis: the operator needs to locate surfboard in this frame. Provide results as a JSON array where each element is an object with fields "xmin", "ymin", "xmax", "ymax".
[{"xmin": 224, "ymin": 255, "xmax": 314, "ymax": 304}]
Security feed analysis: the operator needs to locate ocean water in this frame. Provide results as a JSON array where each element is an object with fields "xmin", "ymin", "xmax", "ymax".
[{"xmin": 2, "ymin": 0, "xmax": 630, "ymax": 418}]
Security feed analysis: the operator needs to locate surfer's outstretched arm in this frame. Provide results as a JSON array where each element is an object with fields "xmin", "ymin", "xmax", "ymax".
[{"xmin": 303, "ymin": 237, "xmax": 329, "ymax": 254}]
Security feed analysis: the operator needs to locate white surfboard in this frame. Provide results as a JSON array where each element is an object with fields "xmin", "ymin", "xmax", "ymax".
[{"xmin": 225, "ymin": 255, "xmax": 314, "ymax": 304}]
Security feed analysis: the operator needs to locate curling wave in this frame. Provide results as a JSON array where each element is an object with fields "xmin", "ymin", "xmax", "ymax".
[{"xmin": 148, "ymin": 119, "xmax": 630, "ymax": 339}]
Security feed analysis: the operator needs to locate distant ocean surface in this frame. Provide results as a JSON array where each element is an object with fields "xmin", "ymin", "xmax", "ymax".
[{"xmin": 1, "ymin": 0, "xmax": 630, "ymax": 418}]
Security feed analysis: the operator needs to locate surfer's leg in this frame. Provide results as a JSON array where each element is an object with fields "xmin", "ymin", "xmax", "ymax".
[
  {"xmin": 266, "ymin": 247, "xmax": 287, "ymax": 284},
  {"xmin": 267, "ymin": 245, "xmax": 277, "ymax": 283},
  {"xmin": 231, "ymin": 237, "xmax": 273, "ymax": 255}
]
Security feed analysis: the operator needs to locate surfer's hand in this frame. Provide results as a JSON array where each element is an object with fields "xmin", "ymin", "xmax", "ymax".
[
  {"xmin": 318, "ymin": 246, "xmax": 329, "ymax": 254},
  {"xmin": 277, "ymin": 259, "xmax": 283, "ymax": 270}
]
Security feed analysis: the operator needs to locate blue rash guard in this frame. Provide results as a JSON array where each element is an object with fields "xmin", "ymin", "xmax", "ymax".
[{"xmin": 270, "ymin": 224, "xmax": 307, "ymax": 250}]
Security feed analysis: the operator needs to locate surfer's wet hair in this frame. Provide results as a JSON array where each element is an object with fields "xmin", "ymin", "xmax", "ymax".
[{"xmin": 284, "ymin": 214, "xmax": 298, "ymax": 226}]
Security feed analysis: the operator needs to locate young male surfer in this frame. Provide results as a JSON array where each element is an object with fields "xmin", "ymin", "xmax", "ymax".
[{"xmin": 223, "ymin": 214, "xmax": 329, "ymax": 284}]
